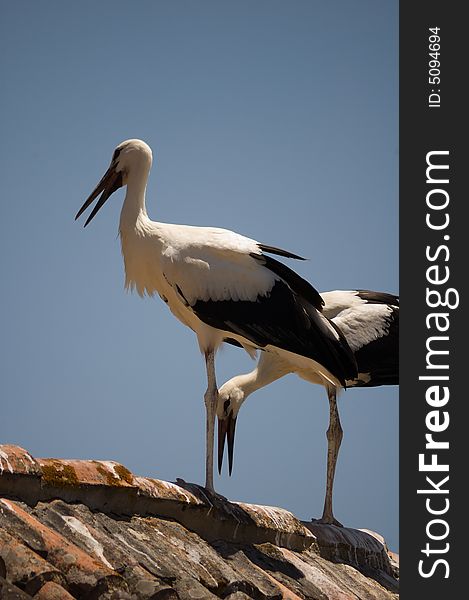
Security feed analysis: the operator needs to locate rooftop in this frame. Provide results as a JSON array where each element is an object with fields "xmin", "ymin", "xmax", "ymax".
[{"xmin": 0, "ymin": 445, "xmax": 398, "ymax": 599}]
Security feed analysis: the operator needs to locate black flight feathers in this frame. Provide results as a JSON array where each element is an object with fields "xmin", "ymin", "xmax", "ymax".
[
  {"xmin": 353, "ymin": 304, "xmax": 399, "ymax": 388},
  {"xmin": 252, "ymin": 253, "xmax": 324, "ymax": 311},
  {"xmin": 192, "ymin": 248, "xmax": 358, "ymax": 387},
  {"xmin": 257, "ymin": 243, "xmax": 306, "ymax": 261},
  {"xmin": 356, "ymin": 290, "xmax": 399, "ymax": 307}
]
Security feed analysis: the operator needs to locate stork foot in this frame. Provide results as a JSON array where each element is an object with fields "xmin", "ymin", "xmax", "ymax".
[
  {"xmin": 312, "ymin": 516, "xmax": 344, "ymax": 527},
  {"xmin": 175, "ymin": 479, "xmax": 228, "ymax": 505},
  {"xmin": 203, "ymin": 487, "xmax": 228, "ymax": 503}
]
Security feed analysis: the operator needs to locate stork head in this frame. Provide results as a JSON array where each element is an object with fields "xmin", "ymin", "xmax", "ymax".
[
  {"xmin": 75, "ymin": 139, "xmax": 153, "ymax": 227},
  {"xmin": 216, "ymin": 381, "xmax": 246, "ymax": 476}
]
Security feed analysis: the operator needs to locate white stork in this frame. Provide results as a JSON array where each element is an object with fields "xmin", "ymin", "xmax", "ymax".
[
  {"xmin": 75, "ymin": 139, "xmax": 357, "ymax": 493},
  {"xmin": 217, "ymin": 289, "xmax": 399, "ymax": 524}
]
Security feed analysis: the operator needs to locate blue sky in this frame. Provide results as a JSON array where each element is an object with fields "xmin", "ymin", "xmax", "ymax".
[{"xmin": 0, "ymin": 1, "xmax": 398, "ymax": 549}]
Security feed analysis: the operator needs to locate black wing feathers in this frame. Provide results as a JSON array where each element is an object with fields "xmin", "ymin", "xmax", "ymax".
[
  {"xmin": 192, "ymin": 250, "xmax": 358, "ymax": 386},
  {"xmin": 257, "ymin": 243, "xmax": 306, "ymax": 261},
  {"xmin": 251, "ymin": 253, "xmax": 324, "ymax": 311},
  {"xmin": 354, "ymin": 304, "xmax": 399, "ymax": 388},
  {"xmin": 193, "ymin": 281, "xmax": 356, "ymax": 386},
  {"xmin": 356, "ymin": 290, "xmax": 399, "ymax": 307}
]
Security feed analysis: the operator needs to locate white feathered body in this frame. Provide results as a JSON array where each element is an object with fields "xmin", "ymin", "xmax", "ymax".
[{"xmin": 120, "ymin": 216, "xmax": 275, "ymax": 350}]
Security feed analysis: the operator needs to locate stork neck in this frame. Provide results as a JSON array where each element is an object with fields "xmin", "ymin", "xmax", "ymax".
[
  {"xmin": 233, "ymin": 357, "xmax": 291, "ymax": 402},
  {"xmin": 120, "ymin": 165, "xmax": 150, "ymax": 227}
]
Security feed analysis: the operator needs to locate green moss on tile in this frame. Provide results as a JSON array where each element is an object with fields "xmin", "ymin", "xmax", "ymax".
[
  {"xmin": 41, "ymin": 462, "xmax": 80, "ymax": 488},
  {"xmin": 93, "ymin": 462, "xmax": 134, "ymax": 486},
  {"xmin": 113, "ymin": 464, "xmax": 134, "ymax": 485}
]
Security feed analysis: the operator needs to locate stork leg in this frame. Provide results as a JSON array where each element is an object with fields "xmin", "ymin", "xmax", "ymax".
[
  {"xmin": 203, "ymin": 349, "xmax": 218, "ymax": 492},
  {"xmin": 319, "ymin": 389, "xmax": 343, "ymax": 526}
]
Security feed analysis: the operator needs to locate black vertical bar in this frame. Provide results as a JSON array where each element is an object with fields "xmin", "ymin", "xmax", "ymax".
[{"xmin": 400, "ymin": 2, "xmax": 464, "ymax": 597}]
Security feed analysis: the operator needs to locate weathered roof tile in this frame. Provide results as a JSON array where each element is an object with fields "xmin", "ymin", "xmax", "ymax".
[
  {"xmin": 0, "ymin": 499, "xmax": 127, "ymax": 598},
  {"xmin": 38, "ymin": 458, "xmax": 135, "ymax": 489},
  {"xmin": 0, "ymin": 446, "xmax": 315, "ymax": 552},
  {"xmin": 0, "ymin": 444, "xmax": 399, "ymax": 599},
  {"xmin": 0, "ymin": 446, "xmax": 40, "ymax": 477},
  {"xmin": 0, "ymin": 576, "xmax": 32, "ymax": 599},
  {"xmin": 33, "ymin": 581, "xmax": 75, "ymax": 599},
  {"xmin": 0, "ymin": 528, "xmax": 65, "ymax": 596}
]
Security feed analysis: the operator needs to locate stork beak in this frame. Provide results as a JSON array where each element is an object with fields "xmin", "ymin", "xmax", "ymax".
[
  {"xmin": 217, "ymin": 413, "xmax": 237, "ymax": 476},
  {"xmin": 75, "ymin": 162, "xmax": 123, "ymax": 227}
]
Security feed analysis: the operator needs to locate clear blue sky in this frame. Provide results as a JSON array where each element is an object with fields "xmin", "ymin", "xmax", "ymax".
[{"xmin": 0, "ymin": 1, "xmax": 398, "ymax": 550}]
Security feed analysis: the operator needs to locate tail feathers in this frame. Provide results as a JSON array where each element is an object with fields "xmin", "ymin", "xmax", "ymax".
[
  {"xmin": 327, "ymin": 316, "xmax": 359, "ymax": 387},
  {"xmin": 299, "ymin": 298, "xmax": 358, "ymax": 388},
  {"xmin": 257, "ymin": 243, "xmax": 306, "ymax": 261},
  {"xmin": 354, "ymin": 364, "xmax": 399, "ymax": 388}
]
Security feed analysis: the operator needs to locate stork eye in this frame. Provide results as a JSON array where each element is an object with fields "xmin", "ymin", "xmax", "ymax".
[
  {"xmin": 223, "ymin": 399, "xmax": 230, "ymax": 413},
  {"xmin": 112, "ymin": 148, "xmax": 121, "ymax": 162}
]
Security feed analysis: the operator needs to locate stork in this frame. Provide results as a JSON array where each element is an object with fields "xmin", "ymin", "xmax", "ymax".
[
  {"xmin": 217, "ymin": 289, "xmax": 399, "ymax": 524},
  {"xmin": 75, "ymin": 139, "xmax": 357, "ymax": 493}
]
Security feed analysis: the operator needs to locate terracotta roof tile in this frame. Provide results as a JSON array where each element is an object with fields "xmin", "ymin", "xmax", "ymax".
[
  {"xmin": 0, "ymin": 446, "xmax": 40, "ymax": 477},
  {"xmin": 0, "ymin": 527, "xmax": 65, "ymax": 595},
  {"xmin": 0, "ymin": 576, "xmax": 32, "ymax": 599},
  {"xmin": 37, "ymin": 458, "xmax": 135, "ymax": 489},
  {"xmin": 32, "ymin": 581, "xmax": 75, "ymax": 600},
  {"xmin": 0, "ymin": 499, "xmax": 127, "ymax": 597},
  {"xmin": 0, "ymin": 445, "xmax": 399, "ymax": 599}
]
